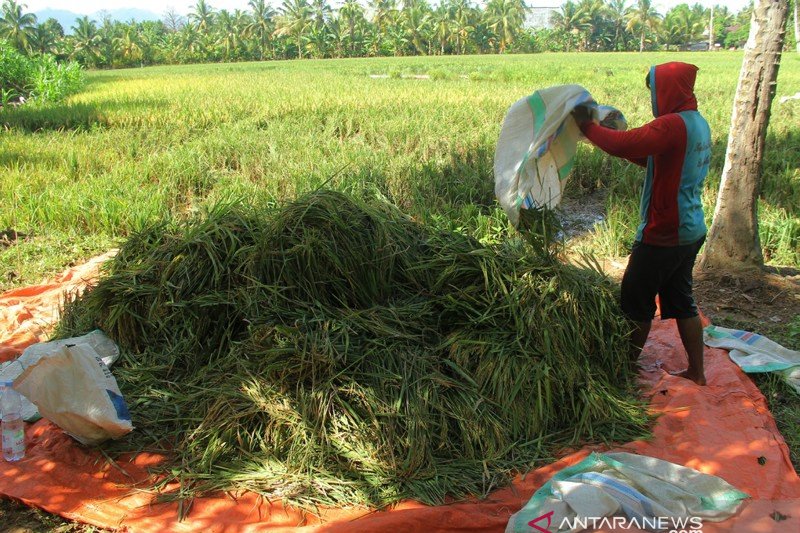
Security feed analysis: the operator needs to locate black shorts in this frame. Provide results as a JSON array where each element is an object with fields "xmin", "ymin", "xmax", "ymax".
[{"xmin": 620, "ymin": 237, "xmax": 705, "ymax": 322}]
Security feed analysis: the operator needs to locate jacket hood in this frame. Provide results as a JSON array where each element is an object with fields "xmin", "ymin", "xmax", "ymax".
[{"xmin": 650, "ymin": 62, "xmax": 699, "ymax": 117}]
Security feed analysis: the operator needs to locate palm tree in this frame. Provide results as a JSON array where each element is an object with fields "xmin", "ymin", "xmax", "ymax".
[
  {"xmin": 660, "ymin": 9, "xmax": 684, "ymax": 51},
  {"xmin": 246, "ymin": 0, "xmax": 276, "ymax": 60},
  {"xmin": 30, "ymin": 17, "xmax": 63, "ymax": 55},
  {"xmin": 402, "ymin": 0, "xmax": 431, "ymax": 55},
  {"xmin": 448, "ymin": 0, "xmax": 474, "ymax": 55},
  {"xmin": 577, "ymin": 0, "xmax": 607, "ymax": 50},
  {"xmin": 70, "ymin": 16, "xmax": 101, "ymax": 67},
  {"xmin": 0, "ymin": 0, "xmax": 37, "ymax": 52},
  {"xmin": 550, "ymin": 1, "xmax": 587, "ymax": 52},
  {"xmin": 626, "ymin": 0, "xmax": 661, "ymax": 52},
  {"xmin": 430, "ymin": 4, "xmax": 452, "ymax": 54},
  {"xmin": 339, "ymin": 0, "xmax": 364, "ymax": 56},
  {"xmin": 309, "ymin": 0, "xmax": 332, "ymax": 30},
  {"xmin": 606, "ymin": 0, "xmax": 629, "ymax": 51},
  {"xmin": 178, "ymin": 22, "xmax": 202, "ymax": 61},
  {"xmin": 368, "ymin": 0, "xmax": 397, "ymax": 54},
  {"xmin": 215, "ymin": 9, "xmax": 243, "ymax": 60},
  {"xmin": 190, "ymin": 0, "xmax": 215, "ymax": 35},
  {"xmin": 113, "ymin": 26, "xmax": 143, "ymax": 65},
  {"xmin": 485, "ymin": 0, "xmax": 526, "ymax": 53},
  {"xmin": 275, "ymin": 0, "xmax": 312, "ymax": 58},
  {"xmin": 669, "ymin": 4, "xmax": 704, "ymax": 49}
]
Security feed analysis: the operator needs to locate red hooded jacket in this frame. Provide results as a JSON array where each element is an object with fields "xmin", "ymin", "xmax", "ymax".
[{"xmin": 581, "ymin": 62, "xmax": 711, "ymax": 246}]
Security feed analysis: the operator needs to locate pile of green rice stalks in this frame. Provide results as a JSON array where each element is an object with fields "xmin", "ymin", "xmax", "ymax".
[{"xmin": 58, "ymin": 189, "xmax": 649, "ymax": 509}]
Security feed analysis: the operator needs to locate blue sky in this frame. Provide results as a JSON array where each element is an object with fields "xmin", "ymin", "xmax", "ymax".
[{"xmin": 24, "ymin": 0, "xmax": 753, "ymax": 17}]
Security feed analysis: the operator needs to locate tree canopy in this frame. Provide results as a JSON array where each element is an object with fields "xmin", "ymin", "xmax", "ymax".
[{"xmin": 3, "ymin": 0, "xmax": 793, "ymax": 68}]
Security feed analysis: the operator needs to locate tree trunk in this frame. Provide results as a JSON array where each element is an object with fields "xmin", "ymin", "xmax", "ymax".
[
  {"xmin": 639, "ymin": 30, "xmax": 645, "ymax": 52},
  {"xmin": 709, "ymin": 4, "xmax": 714, "ymax": 50},
  {"xmin": 795, "ymin": 0, "xmax": 799, "ymax": 52},
  {"xmin": 700, "ymin": 0, "xmax": 789, "ymax": 270}
]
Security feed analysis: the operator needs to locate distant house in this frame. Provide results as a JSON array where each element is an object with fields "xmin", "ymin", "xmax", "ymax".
[
  {"xmin": 526, "ymin": 4, "xmax": 560, "ymax": 30},
  {"xmin": 682, "ymin": 42, "xmax": 710, "ymax": 51}
]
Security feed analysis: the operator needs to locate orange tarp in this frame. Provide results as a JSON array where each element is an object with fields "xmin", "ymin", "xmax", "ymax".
[{"xmin": 1, "ymin": 256, "xmax": 799, "ymax": 532}]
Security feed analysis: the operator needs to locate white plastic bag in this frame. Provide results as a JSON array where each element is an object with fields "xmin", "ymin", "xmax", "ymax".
[
  {"xmin": 13, "ymin": 337, "xmax": 132, "ymax": 446},
  {"xmin": 0, "ymin": 330, "xmax": 121, "ymax": 422}
]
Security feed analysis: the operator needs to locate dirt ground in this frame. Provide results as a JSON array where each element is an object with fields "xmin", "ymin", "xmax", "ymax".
[
  {"xmin": 1, "ymin": 262, "xmax": 798, "ymax": 533},
  {"xmin": 598, "ymin": 258, "xmax": 800, "ymax": 335}
]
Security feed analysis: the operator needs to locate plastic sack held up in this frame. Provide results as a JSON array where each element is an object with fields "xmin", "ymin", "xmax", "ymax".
[
  {"xmin": 12, "ymin": 336, "xmax": 132, "ymax": 446},
  {"xmin": 494, "ymin": 84, "xmax": 627, "ymax": 227}
]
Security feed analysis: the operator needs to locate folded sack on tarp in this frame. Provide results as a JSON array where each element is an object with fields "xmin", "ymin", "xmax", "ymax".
[
  {"xmin": 505, "ymin": 452, "xmax": 748, "ymax": 533},
  {"xmin": 704, "ymin": 325, "xmax": 800, "ymax": 393}
]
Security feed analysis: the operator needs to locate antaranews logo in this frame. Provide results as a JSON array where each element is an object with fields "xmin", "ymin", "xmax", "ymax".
[
  {"xmin": 527, "ymin": 510, "xmax": 554, "ymax": 533},
  {"xmin": 526, "ymin": 512, "xmax": 703, "ymax": 532}
]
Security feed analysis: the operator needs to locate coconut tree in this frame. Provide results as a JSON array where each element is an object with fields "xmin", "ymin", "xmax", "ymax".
[
  {"xmin": 448, "ymin": 0, "xmax": 474, "ymax": 54},
  {"xmin": 113, "ymin": 26, "xmax": 143, "ymax": 66},
  {"xmin": 309, "ymin": 0, "xmax": 332, "ymax": 30},
  {"xmin": 485, "ymin": 0, "xmax": 526, "ymax": 53},
  {"xmin": 369, "ymin": 0, "xmax": 397, "ymax": 48},
  {"xmin": 190, "ymin": 0, "xmax": 215, "ymax": 35},
  {"xmin": 275, "ymin": 0, "xmax": 312, "ymax": 58},
  {"xmin": 0, "ymin": 0, "xmax": 37, "ymax": 52},
  {"xmin": 402, "ymin": 0, "xmax": 431, "ymax": 54},
  {"xmin": 70, "ymin": 16, "xmax": 101, "ymax": 67},
  {"xmin": 605, "ymin": 0, "xmax": 629, "ymax": 51},
  {"xmin": 215, "ymin": 9, "xmax": 244, "ymax": 60},
  {"xmin": 430, "ymin": 3, "xmax": 452, "ymax": 54},
  {"xmin": 577, "ymin": 0, "xmax": 608, "ymax": 50},
  {"xmin": 626, "ymin": 0, "xmax": 661, "ymax": 52},
  {"xmin": 339, "ymin": 0, "xmax": 364, "ymax": 56},
  {"xmin": 247, "ymin": 0, "xmax": 276, "ymax": 60},
  {"xmin": 660, "ymin": 9, "xmax": 684, "ymax": 50},
  {"xmin": 701, "ymin": 0, "xmax": 790, "ymax": 269},
  {"xmin": 550, "ymin": 1, "xmax": 588, "ymax": 52},
  {"xmin": 30, "ymin": 17, "xmax": 63, "ymax": 55},
  {"xmin": 670, "ymin": 3, "xmax": 704, "ymax": 49},
  {"xmin": 178, "ymin": 22, "xmax": 202, "ymax": 61}
]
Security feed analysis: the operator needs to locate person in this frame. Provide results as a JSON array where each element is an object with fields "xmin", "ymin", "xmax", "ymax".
[{"xmin": 572, "ymin": 62, "xmax": 711, "ymax": 386}]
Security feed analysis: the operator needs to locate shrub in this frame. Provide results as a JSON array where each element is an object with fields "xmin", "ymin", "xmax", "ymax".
[{"xmin": 0, "ymin": 40, "xmax": 85, "ymax": 105}]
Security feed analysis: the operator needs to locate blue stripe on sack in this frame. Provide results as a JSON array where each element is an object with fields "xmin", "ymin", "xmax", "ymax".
[
  {"xmin": 570, "ymin": 472, "xmax": 657, "ymax": 518},
  {"xmin": 745, "ymin": 334, "xmax": 762, "ymax": 345},
  {"xmin": 677, "ymin": 111, "xmax": 711, "ymax": 244},
  {"xmin": 107, "ymin": 389, "xmax": 131, "ymax": 422}
]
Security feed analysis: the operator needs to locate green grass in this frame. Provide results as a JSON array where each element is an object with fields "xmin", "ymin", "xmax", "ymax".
[{"xmin": 0, "ymin": 52, "xmax": 798, "ymax": 289}]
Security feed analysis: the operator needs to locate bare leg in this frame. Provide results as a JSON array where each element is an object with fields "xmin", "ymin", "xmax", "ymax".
[
  {"xmin": 630, "ymin": 320, "xmax": 651, "ymax": 362},
  {"xmin": 674, "ymin": 316, "xmax": 706, "ymax": 385}
]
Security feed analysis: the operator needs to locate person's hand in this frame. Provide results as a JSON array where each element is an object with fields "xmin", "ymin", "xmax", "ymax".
[{"xmin": 571, "ymin": 104, "xmax": 593, "ymax": 125}]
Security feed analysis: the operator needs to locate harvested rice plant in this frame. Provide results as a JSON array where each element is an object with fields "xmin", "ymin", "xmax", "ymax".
[{"xmin": 58, "ymin": 190, "xmax": 648, "ymax": 507}]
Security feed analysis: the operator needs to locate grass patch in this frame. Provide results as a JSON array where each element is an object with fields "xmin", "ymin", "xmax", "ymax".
[{"xmin": 0, "ymin": 52, "xmax": 797, "ymax": 290}]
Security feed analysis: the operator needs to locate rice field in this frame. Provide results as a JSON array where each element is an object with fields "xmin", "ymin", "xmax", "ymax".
[{"xmin": 0, "ymin": 51, "xmax": 798, "ymax": 285}]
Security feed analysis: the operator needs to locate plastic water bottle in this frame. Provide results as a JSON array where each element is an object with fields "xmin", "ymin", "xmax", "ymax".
[{"xmin": 1, "ymin": 380, "xmax": 25, "ymax": 461}]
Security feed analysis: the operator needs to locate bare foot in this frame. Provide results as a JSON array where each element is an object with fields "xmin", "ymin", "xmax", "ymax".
[{"xmin": 670, "ymin": 369, "xmax": 707, "ymax": 386}]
